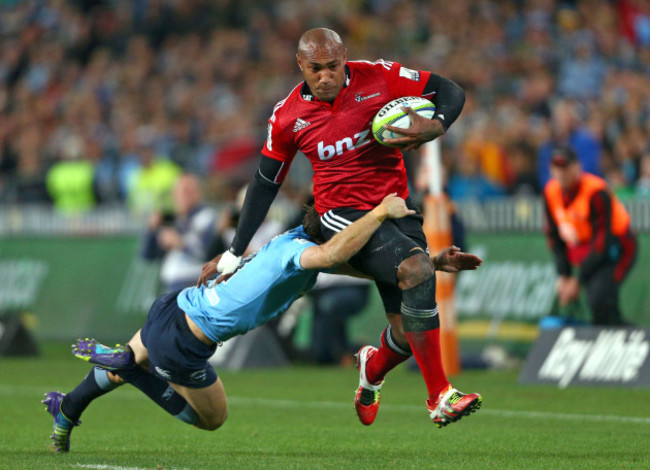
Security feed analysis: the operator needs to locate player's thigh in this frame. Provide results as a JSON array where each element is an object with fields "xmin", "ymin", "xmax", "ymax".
[
  {"xmin": 355, "ymin": 221, "xmax": 425, "ymax": 284},
  {"xmin": 134, "ymin": 290, "xmax": 183, "ymax": 370},
  {"xmin": 170, "ymin": 377, "xmax": 228, "ymax": 430},
  {"xmin": 320, "ymin": 201, "xmax": 426, "ymax": 285},
  {"xmin": 127, "ymin": 329, "xmax": 150, "ymax": 369}
]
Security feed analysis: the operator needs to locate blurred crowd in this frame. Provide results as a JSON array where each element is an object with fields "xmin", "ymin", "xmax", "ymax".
[{"xmin": 0, "ymin": 0, "xmax": 649, "ymax": 216}]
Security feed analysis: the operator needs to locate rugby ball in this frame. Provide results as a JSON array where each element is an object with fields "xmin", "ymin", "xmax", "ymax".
[{"xmin": 372, "ymin": 96, "xmax": 436, "ymax": 147}]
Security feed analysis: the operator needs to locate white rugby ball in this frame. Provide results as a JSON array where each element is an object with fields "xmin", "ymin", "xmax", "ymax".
[{"xmin": 372, "ymin": 96, "xmax": 436, "ymax": 147}]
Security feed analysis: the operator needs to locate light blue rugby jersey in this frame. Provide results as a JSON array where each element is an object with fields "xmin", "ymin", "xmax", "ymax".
[{"xmin": 177, "ymin": 226, "xmax": 319, "ymax": 343}]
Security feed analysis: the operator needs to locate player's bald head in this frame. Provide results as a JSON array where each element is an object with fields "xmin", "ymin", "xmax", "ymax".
[
  {"xmin": 297, "ymin": 28, "xmax": 345, "ymax": 58},
  {"xmin": 296, "ymin": 28, "xmax": 347, "ymax": 101}
]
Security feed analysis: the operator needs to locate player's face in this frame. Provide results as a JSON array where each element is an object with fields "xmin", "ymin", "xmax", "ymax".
[
  {"xmin": 297, "ymin": 47, "xmax": 347, "ymax": 102},
  {"xmin": 551, "ymin": 162, "xmax": 581, "ymax": 190}
]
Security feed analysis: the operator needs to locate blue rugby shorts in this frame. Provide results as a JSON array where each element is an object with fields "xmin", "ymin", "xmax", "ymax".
[{"xmin": 141, "ymin": 290, "xmax": 218, "ymax": 388}]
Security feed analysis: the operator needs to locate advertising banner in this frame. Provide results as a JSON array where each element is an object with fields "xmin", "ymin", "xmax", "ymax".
[
  {"xmin": 519, "ymin": 327, "xmax": 650, "ymax": 387},
  {"xmin": 458, "ymin": 233, "xmax": 650, "ymax": 325},
  {"xmin": 0, "ymin": 236, "xmax": 159, "ymax": 342},
  {"xmin": 1, "ymin": 233, "xmax": 648, "ymax": 349}
]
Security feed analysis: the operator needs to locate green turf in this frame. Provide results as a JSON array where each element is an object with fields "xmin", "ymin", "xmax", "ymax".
[{"xmin": 1, "ymin": 342, "xmax": 649, "ymax": 470}]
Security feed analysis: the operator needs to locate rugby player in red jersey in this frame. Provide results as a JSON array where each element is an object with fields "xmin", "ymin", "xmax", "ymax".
[{"xmin": 205, "ymin": 28, "xmax": 482, "ymax": 427}]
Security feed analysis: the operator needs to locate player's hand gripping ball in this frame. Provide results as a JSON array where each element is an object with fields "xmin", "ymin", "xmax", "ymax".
[{"xmin": 372, "ymin": 96, "xmax": 436, "ymax": 147}]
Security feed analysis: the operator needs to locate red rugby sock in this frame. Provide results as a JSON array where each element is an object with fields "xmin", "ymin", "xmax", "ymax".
[
  {"xmin": 365, "ymin": 328, "xmax": 410, "ymax": 384},
  {"xmin": 405, "ymin": 328, "xmax": 450, "ymax": 401}
]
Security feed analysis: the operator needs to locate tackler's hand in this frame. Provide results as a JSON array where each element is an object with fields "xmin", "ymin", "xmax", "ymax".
[
  {"xmin": 433, "ymin": 246, "xmax": 483, "ymax": 273},
  {"xmin": 379, "ymin": 193, "xmax": 416, "ymax": 220}
]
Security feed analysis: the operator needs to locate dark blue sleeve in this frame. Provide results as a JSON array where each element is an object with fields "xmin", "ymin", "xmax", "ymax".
[
  {"xmin": 537, "ymin": 143, "xmax": 552, "ymax": 189},
  {"xmin": 230, "ymin": 166, "xmax": 281, "ymax": 256},
  {"xmin": 573, "ymin": 131, "xmax": 602, "ymax": 177},
  {"xmin": 141, "ymin": 229, "xmax": 165, "ymax": 260}
]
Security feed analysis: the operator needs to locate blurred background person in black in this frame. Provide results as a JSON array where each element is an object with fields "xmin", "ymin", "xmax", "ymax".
[
  {"xmin": 142, "ymin": 173, "xmax": 217, "ymax": 293},
  {"xmin": 308, "ymin": 273, "xmax": 370, "ymax": 366}
]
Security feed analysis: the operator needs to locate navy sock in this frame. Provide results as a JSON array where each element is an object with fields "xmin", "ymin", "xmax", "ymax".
[
  {"xmin": 61, "ymin": 366, "xmax": 119, "ymax": 422},
  {"xmin": 116, "ymin": 365, "xmax": 198, "ymax": 425}
]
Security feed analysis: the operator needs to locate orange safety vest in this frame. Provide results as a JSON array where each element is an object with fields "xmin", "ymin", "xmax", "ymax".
[{"xmin": 544, "ymin": 173, "xmax": 630, "ymax": 249}]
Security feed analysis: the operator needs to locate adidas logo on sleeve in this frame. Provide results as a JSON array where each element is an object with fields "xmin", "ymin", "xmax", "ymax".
[{"xmin": 293, "ymin": 118, "xmax": 312, "ymax": 132}]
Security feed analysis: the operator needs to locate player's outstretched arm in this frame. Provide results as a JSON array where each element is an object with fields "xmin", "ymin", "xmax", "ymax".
[
  {"xmin": 335, "ymin": 245, "xmax": 483, "ymax": 278},
  {"xmin": 300, "ymin": 194, "xmax": 415, "ymax": 270},
  {"xmin": 432, "ymin": 245, "xmax": 483, "ymax": 273}
]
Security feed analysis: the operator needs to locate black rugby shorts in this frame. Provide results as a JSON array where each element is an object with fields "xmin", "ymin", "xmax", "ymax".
[{"xmin": 319, "ymin": 197, "xmax": 429, "ymax": 314}]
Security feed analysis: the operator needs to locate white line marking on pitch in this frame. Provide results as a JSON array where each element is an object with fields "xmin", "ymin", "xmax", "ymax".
[
  {"xmin": 228, "ymin": 396, "xmax": 650, "ymax": 425},
  {"xmin": 6, "ymin": 384, "xmax": 649, "ymax": 425},
  {"xmin": 73, "ymin": 464, "xmax": 189, "ymax": 470}
]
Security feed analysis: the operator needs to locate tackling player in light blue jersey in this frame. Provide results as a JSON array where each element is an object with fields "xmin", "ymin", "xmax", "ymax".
[
  {"xmin": 43, "ymin": 194, "xmax": 447, "ymax": 452},
  {"xmin": 42, "ymin": 194, "xmax": 482, "ymax": 452},
  {"xmin": 177, "ymin": 225, "xmax": 320, "ymax": 344}
]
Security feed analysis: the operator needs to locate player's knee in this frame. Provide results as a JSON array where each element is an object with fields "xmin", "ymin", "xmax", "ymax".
[
  {"xmin": 198, "ymin": 409, "xmax": 228, "ymax": 431},
  {"xmin": 107, "ymin": 371, "xmax": 125, "ymax": 385},
  {"xmin": 199, "ymin": 420, "xmax": 224, "ymax": 432},
  {"xmin": 397, "ymin": 252, "xmax": 434, "ymax": 290},
  {"xmin": 128, "ymin": 330, "xmax": 150, "ymax": 369}
]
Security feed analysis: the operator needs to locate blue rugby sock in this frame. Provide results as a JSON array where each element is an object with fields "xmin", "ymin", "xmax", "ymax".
[
  {"xmin": 116, "ymin": 365, "xmax": 198, "ymax": 425},
  {"xmin": 61, "ymin": 366, "xmax": 119, "ymax": 422}
]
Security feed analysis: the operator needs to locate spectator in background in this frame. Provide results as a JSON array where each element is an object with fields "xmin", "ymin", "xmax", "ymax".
[
  {"xmin": 605, "ymin": 164, "xmax": 637, "ymax": 200},
  {"xmin": 46, "ymin": 134, "xmax": 95, "ymax": 213},
  {"xmin": 208, "ymin": 112, "xmax": 260, "ymax": 195},
  {"xmin": 206, "ymin": 184, "xmax": 297, "ymax": 267},
  {"xmin": 636, "ymin": 153, "xmax": 650, "ymax": 198},
  {"xmin": 127, "ymin": 136, "xmax": 182, "ymax": 215},
  {"xmin": 447, "ymin": 149, "xmax": 506, "ymax": 202},
  {"xmin": 537, "ymin": 100, "xmax": 602, "ymax": 188},
  {"xmin": 214, "ymin": 183, "xmax": 285, "ymax": 256},
  {"xmin": 543, "ymin": 147, "xmax": 637, "ymax": 325},
  {"xmin": 308, "ymin": 274, "xmax": 370, "ymax": 365},
  {"xmin": 116, "ymin": 129, "xmax": 146, "ymax": 202},
  {"xmin": 557, "ymin": 32, "xmax": 606, "ymax": 100},
  {"xmin": 142, "ymin": 173, "xmax": 217, "ymax": 293},
  {"xmin": 618, "ymin": 0, "xmax": 650, "ymax": 47},
  {"xmin": 507, "ymin": 140, "xmax": 540, "ymax": 196},
  {"xmin": 0, "ymin": 1, "xmax": 648, "ymax": 206},
  {"xmin": 1, "ymin": 124, "xmax": 51, "ymax": 204},
  {"xmin": 463, "ymin": 119, "xmax": 513, "ymax": 190}
]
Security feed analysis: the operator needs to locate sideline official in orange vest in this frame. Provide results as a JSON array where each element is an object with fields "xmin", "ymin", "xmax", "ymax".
[{"xmin": 543, "ymin": 147, "xmax": 637, "ymax": 325}]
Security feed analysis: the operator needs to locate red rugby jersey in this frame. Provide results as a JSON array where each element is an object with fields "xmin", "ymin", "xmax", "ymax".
[{"xmin": 261, "ymin": 60, "xmax": 432, "ymax": 215}]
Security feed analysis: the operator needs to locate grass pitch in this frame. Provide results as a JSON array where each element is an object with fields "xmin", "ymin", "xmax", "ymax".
[{"xmin": 1, "ymin": 342, "xmax": 649, "ymax": 470}]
